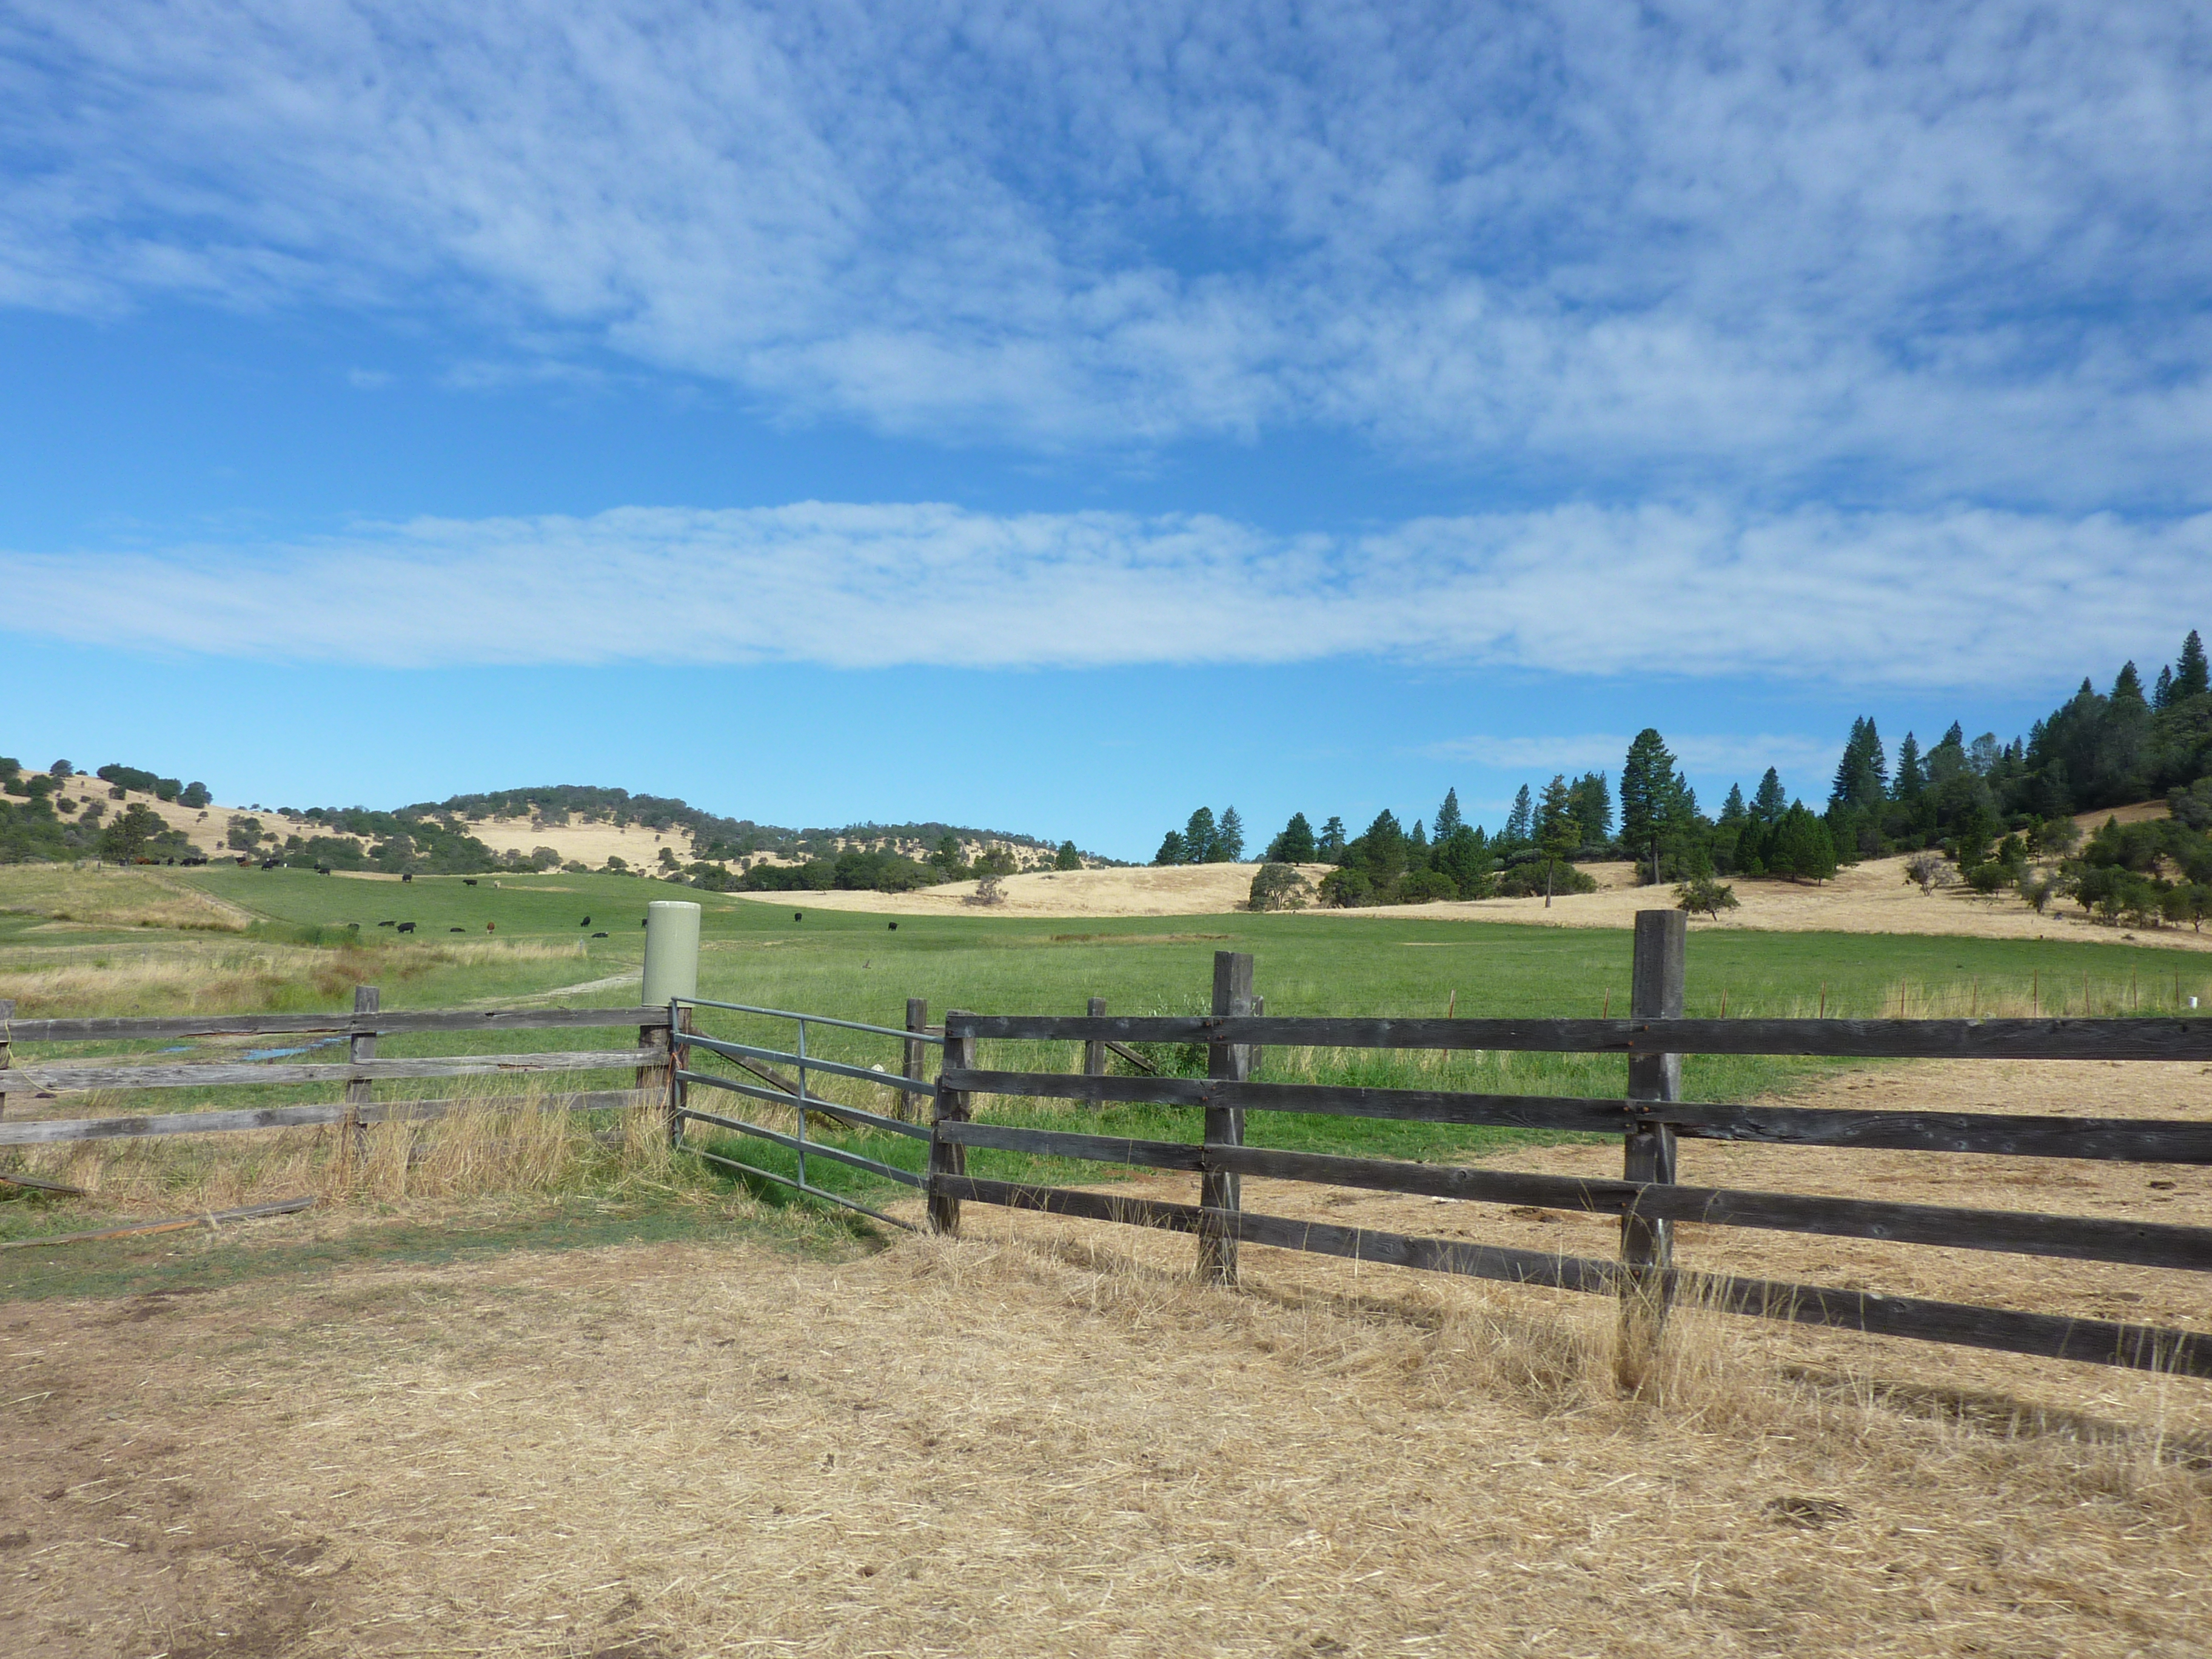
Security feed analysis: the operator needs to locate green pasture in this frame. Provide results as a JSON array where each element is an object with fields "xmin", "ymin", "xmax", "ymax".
[{"xmin": 10, "ymin": 863, "xmax": 2212, "ymax": 1231}]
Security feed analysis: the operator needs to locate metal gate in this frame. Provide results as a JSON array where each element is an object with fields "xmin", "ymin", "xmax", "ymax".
[{"xmin": 665, "ymin": 996, "xmax": 938, "ymax": 1230}]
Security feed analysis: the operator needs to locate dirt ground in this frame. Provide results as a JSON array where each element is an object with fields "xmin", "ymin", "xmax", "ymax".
[{"xmin": 4, "ymin": 1057, "xmax": 2210, "ymax": 1657}]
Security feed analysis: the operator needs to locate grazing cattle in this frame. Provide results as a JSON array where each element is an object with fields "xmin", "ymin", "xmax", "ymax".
[
  {"xmin": 888, "ymin": 921, "xmax": 897, "ymax": 931},
  {"xmin": 462, "ymin": 879, "xmax": 478, "ymax": 887},
  {"xmin": 591, "ymin": 930, "xmax": 608, "ymax": 938},
  {"xmin": 376, "ymin": 920, "xmax": 394, "ymax": 927},
  {"xmin": 235, "ymin": 856, "xmax": 249, "ymax": 866},
  {"xmin": 486, "ymin": 921, "xmax": 495, "ymax": 933},
  {"xmin": 260, "ymin": 858, "xmax": 280, "ymax": 870},
  {"xmin": 397, "ymin": 922, "xmax": 416, "ymax": 934},
  {"xmin": 580, "ymin": 916, "xmax": 591, "ymax": 927},
  {"xmin": 450, "ymin": 927, "xmax": 465, "ymax": 933},
  {"xmin": 316, "ymin": 866, "xmax": 331, "ymax": 876},
  {"xmin": 401, "ymin": 872, "xmax": 414, "ymax": 883},
  {"xmin": 794, "ymin": 911, "xmax": 803, "ymax": 922}
]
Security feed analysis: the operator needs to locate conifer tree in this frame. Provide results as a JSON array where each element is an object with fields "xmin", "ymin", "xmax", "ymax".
[
  {"xmin": 1267, "ymin": 812, "xmax": 1316, "ymax": 863},
  {"xmin": 1720, "ymin": 783, "xmax": 1748, "ymax": 822},
  {"xmin": 1892, "ymin": 733, "xmax": 1925, "ymax": 799},
  {"xmin": 1504, "ymin": 785, "xmax": 1533, "ymax": 845},
  {"xmin": 1215, "ymin": 806, "xmax": 1244, "ymax": 863},
  {"xmin": 1433, "ymin": 788, "xmax": 1463, "ymax": 842},
  {"xmin": 1568, "ymin": 771, "xmax": 1613, "ymax": 843},
  {"xmin": 2178, "ymin": 629, "xmax": 2210, "ymax": 700},
  {"xmin": 1316, "ymin": 816, "xmax": 1347, "ymax": 862},
  {"xmin": 1153, "ymin": 830, "xmax": 1188, "ymax": 866},
  {"xmin": 1620, "ymin": 729, "xmax": 1680, "ymax": 883},
  {"xmin": 1537, "ymin": 774, "xmax": 1578, "ymax": 908},
  {"xmin": 1182, "ymin": 807, "xmax": 1216, "ymax": 864},
  {"xmin": 2113, "ymin": 662, "xmax": 2147, "ymax": 706},
  {"xmin": 1752, "ymin": 766, "xmax": 1788, "ymax": 823},
  {"xmin": 2156, "ymin": 665, "xmax": 2176, "ymax": 709}
]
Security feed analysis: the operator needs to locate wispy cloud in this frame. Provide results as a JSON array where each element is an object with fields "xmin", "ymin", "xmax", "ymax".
[
  {"xmin": 5, "ymin": 498, "xmax": 2204, "ymax": 688},
  {"xmin": 4, "ymin": 4, "xmax": 2211, "ymax": 501}
]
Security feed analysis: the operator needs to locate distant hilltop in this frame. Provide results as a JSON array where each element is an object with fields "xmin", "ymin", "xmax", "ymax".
[{"xmin": 0, "ymin": 766, "xmax": 1114, "ymax": 888}]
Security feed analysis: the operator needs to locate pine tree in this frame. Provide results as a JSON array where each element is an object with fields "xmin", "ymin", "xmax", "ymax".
[
  {"xmin": 1892, "ymin": 733, "xmax": 1925, "ymax": 800},
  {"xmin": 2178, "ymin": 629, "xmax": 2210, "ymax": 700},
  {"xmin": 1620, "ymin": 729, "xmax": 1679, "ymax": 883},
  {"xmin": 1433, "ymin": 788, "xmax": 1463, "ymax": 842},
  {"xmin": 1568, "ymin": 771, "xmax": 1613, "ymax": 843},
  {"xmin": 2113, "ymin": 662, "xmax": 2146, "ymax": 706},
  {"xmin": 1316, "ymin": 816, "xmax": 1347, "ymax": 862},
  {"xmin": 1153, "ymin": 831, "xmax": 1187, "ymax": 866},
  {"xmin": 1267, "ymin": 813, "xmax": 1316, "ymax": 862},
  {"xmin": 1054, "ymin": 840, "xmax": 1082, "ymax": 870},
  {"xmin": 1537, "ymin": 774, "xmax": 1578, "ymax": 908},
  {"xmin": 1215, "ymin": 806, "xmax": 1244, "ymax": 863},
  {"xmin": 1720, "ymin": 783, "xmax": 1748, "ymax": 822},
  {"xmin": 2156, "ymin": 665, "xmax": 2176, "ymax": 709},
  {"xmin": 1504, "ymin": 785, "xmax": 1533, "ymax": 845},
  {"xmin": 1359, "ymin": 809, "xmax": 1407, "ymax": 886},
  {"xmin": 1182, "ymin": 807, "xmax": 1216, "ymax": 865},
  {"xmin": 1752, "ymin": 766, "xmax": 1788, "ymax": 823}
]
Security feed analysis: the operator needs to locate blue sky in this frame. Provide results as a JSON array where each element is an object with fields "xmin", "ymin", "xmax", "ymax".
[{"xmin": 5, "ymin": 2, "xmax": 2211, "ymax": 859}]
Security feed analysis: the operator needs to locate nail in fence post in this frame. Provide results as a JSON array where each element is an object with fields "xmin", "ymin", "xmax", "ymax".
[
  {"xmin": 1084, "ymin": 997, "xmax": 1107, "ymax": 1101},
  {"xmin": 344, "ymin": 984, "xmax": 377, "ymax": 1177},
  {"xmin": 1619, "ymin": 910, "xmax": 1685, "ymax": 1389},
  {"xmin": 905, "ymin": 998, "xmax": 930, "ymax": 1124},
  {"xmin": 928, "ymin": 1013, "xmax": 974, "ymax": 1235},
  {"xmin": 1199, "ymin": 951, "xmax": 1255, "ymax": 1285},
  {"xmin": 0, "ymin": 997, "xmax": 14, "ymax": 1124}
]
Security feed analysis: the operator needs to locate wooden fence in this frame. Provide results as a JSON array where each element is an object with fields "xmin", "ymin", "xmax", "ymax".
[
  {"xmin": 0, "ymin": 991, "xmax": 669, "ymax": 1147},
  {"xmin": 925, "ymin": 914, "xmax": 2212, "ymax": 1380}
]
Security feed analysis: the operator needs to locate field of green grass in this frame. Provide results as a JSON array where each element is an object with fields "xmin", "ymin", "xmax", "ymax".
[{"xmin": 8, "ymin": 862, "xmax": 2212, "ymax": 1237}]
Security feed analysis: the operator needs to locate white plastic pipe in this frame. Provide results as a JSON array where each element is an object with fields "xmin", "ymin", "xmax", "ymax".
[{"xmin": 642, "ymin": 900, "xmax": 701, "ymax": 1007}]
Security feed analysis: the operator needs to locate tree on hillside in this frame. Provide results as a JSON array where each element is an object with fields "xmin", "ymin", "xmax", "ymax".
[
  {"xmin": 1054, "ymin": 840, "xmax": 1082, "ymax": 870},
  {"xmin": 1182, "ymin": 807, "xmax": 1217, "ymax": 864},
  {"xmin": 1503, "ymin": 785, "xmax": 1533, "ymax": 846},
  {"xmin": 1771, "ymin": 803, "xmax": 1838, "ymax": 883},
  {"xmin": 1720, "ymin": 783, "xmax": 1748, "ymax": 822},
  {"xmin": 1356, "ymin": 809, "xmax": 1407, "ymax": 889},
  {"xmin": 97, "ymin": 802, "xmax": 164, "ymax": 864},
  {"xmin": 2178, "ymin": 629, "xmax": 2211, "ymax": 700},
  {"xmin": 1892, "ymin": 734, "xmax": 1925, "ymax": 800},
  {"xmin": 1433, "ymin": 823, "xmax": 1495, "ymax": 898},
  {"xmin": 1153, "ymin": 830, "xmax": 1188, "ymax": 866},
  {"xmin": 1568, "ymin": 771, "xmax": 1613, "ymax": 845},
  {"xmin": 1621, "ymin": 729, "xmax": 1686, "ymax": 884},
  {"xmin": 1830, "ymin": 717, "xmax": 1888, "ymax": 814},
  {"xmin": 1316, "ymin": 815, "xmax": 1347, "ymax": 862},
  {"xmin": 1266, "ymin": 812, "xmax": 1316, "ymax": 862},
  {"xmin": 1537, "ymin": 774, "xmax": 1578, "ymax": 908},
  {"xmin": 1751, "ymin": 766, "xmax": 1788, "ymax": 825},
  {"xmin": 1433, "ymin": 788, "xmax": 1463, "ymax": 842},
  {"xmin": 1215, "ymin": 806, "xmax": 1245, "ymax": 862}
]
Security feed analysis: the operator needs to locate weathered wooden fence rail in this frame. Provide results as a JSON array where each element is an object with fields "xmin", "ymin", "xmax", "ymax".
[
  {"xmin": 927, "ymin": 916, "xmax": 2212, "ymax": 1382},
  {"xmin": 0, "ymin": 993, "xmax": 670, "ymax": 1147}
]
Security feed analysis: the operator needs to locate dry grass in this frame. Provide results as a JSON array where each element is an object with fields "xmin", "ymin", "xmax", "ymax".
[
  {"xmin": 3, "ymin": 1210, "xmax": 2208, "ymax": 1657},
  {"xmin": 0, "ymin": 865, "xmax": 249, "ymax": 934},
  {"xmin": 0, "ymin": 936, "xmax": 588, "ymax": 1019}
]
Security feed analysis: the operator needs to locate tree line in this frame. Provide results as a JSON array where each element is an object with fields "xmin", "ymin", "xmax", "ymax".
[{"xmin": 1156, "ymin": 628, "xmax": 2212, "ymax": 917}]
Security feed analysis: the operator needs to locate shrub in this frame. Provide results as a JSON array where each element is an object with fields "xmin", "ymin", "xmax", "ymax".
[
  {"xmin": 1675, "ymin": 875, "xmax": 1739, "ymax": 920},
  {"xmin": 1247, "ymin": 863, "xmax": 1315, "ymax": 911},
  {"xmin": 1318, "ymin": 868, "xmax": 1373, "ymax": 907},
  {"xmin": 1398, "ymin": 868, "xmax": 1458, "ymax": 903}
]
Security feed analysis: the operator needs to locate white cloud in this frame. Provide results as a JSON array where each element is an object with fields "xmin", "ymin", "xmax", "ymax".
[
  {"xmin": 5, "ymin": 497, "xmax": 2205, "ymax": 688},
  {"xmin": 4, "ymin": 3, "xmax": 2211, "ymax": 500}
]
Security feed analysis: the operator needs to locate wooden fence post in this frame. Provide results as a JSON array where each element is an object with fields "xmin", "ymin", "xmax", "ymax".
[
  {"xmin": 928, "ymin": 1013, "xmax": 974, "ymax": 1235},
  {"xmin": 1084, "ymin": 997, "xmax": 1107, "ymax": 1094},
  {"xmin": 668, "ymin": 1005, "xmax": 694, "ymax": 1144},
  {"xmin": 1199, "ymin": 951, "xmax": 1255, "ymax": 1285},
  {"xmin": 0, "ymin": 998, "xmax": 13, "ymax": 1124},
  {"xmin": 1619, "ymin": 910, "xmax": 1685, "ymax": 1390},
  {"xmin": 343, "ymin": 985, "xmax": 377, "ymax": 1179},
  {"xmin": 636, "ymin": 1013, "xmax": 670, "ymax": 1111},
  {"xmin": 905, "ymin": 998, "xmax": 930, "ymax": 1123}
]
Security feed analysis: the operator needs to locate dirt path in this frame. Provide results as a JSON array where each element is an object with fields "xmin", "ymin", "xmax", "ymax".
[{"xmin": 4, "ymin": 1057, "xmax": 2208, "ymax": 1657}]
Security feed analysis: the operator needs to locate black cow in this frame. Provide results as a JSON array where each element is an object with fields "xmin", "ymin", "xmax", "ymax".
[
  {"xmin": 888, "ymin": 921, "xmax": 897, "ymax": 930},
  {"xmin": 794, "ymin": 911, "xmax": 803, "ymax": 922},
  {"xmin": 260, "ymin": 858, "xmax": 280, "ymax": 870},
  {"xmin": 580, "ymin": 916, "xmax": 591, "ymax": 927},
  {"xmin": 450, "ymin": 927, "xmax": 465, "ymax": 933},
  {"xmin": 462, "ymin": 879, "xmax": 478, "ymax": 887},
  {"xmin": 316, "ymin": 866, "xmax": 331, "ymax": 876},
  {"xmin": 377, "ymin": 920, "xmax": 394, "ymax": 927},
  {"xmin": 591, "ymin": 930, "xmax": 608, "ymax": 938},
  {"xmin": 401, "ymin": 872, "xmax": 414, "ymax": 883},
  {"xmin": 397, "ymin": 922, "xmax": 416, "ymax": 934}
]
